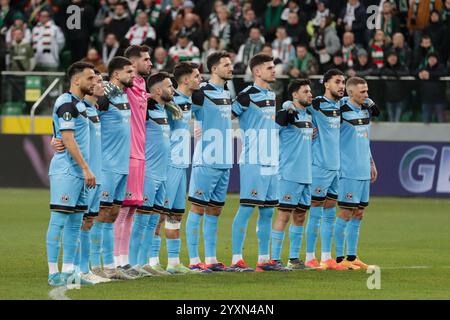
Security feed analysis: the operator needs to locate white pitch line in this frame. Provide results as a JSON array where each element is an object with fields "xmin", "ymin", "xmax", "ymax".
[
  {"xmin": 49, "ymin": 286, "xmax": 71, "ymax": 300},
  {"xmin": 379, "ymin": 266, "xmax": 450, "ymax": 270}
]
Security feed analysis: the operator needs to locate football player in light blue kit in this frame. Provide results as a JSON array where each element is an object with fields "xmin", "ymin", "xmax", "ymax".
[
  {"xmin": 46, "ymin": 62, "xmax": 96, "ymax": 286},
  {"xmin": 186, "ymin": 51, "xmax": 234, "ymax": 272},
  {"xmin": 334, "ymin": 77, "xmax": 378, "ymax": 270},
  {"xmin": 271, "ymin": 79, "xmax": 314, "ymax": 270},
  {"xmin": 304, "ymin": 69, "xmax": 348, "ymax": 270},
  {"xmin": 164, "ymin": 62, "xmax": 210, "ymax": 273},
  {"xmin": 92, "ymin": 56, "xmax": 136, "ymax": 280},
  {"xmin": 230, "ymin": 54, "xmax": 288, "ymax": 272}
]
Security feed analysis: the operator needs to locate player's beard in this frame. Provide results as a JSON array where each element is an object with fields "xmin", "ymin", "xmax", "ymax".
[
  {"xmin": 81, "ymin": 85, "xmax": 94, "ymax": 96},
  {"xmin": 121, "ymin": 79, "xmax": 134, "ymax": 88},
  {"xmin": 331, "ymin": 90, "xmax": 344, "ymax": 100},
  {"xmin": 297, "ymin": 98, "xmax": 310, "ymax": 107},
  {"xmin": 161, "ymin": 91, "xmax": 173, "ymax": 103}
]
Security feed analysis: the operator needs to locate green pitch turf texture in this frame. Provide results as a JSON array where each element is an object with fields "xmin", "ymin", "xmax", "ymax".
[{"xmin": 1, "ymin": 188, "xmax": 449, "ymax": 300}]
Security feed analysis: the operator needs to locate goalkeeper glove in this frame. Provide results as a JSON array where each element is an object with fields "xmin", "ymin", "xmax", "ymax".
[
  {"xmin": 165, "ymin": 101, "xmax": 183, "ymax": 120},
  {"xmin": 364, "ymin": 98, "xmax": 380, "ymax": 117}
]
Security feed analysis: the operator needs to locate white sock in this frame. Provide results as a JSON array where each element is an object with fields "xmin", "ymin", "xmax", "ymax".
[
  {"xmin": 232, "ymin": 254, "xmax": 243, "ymax": 264},
  {"xmin": 114, "ymin": 256, "xmax": 121, "ymax": 267},
  {"xmin": 149, "ymin": 257, "xmax": 159, "ymax": 266},
  {"xmin": 121, "ymin": 255, "xmax": 129, "ymax": 266},
  {"xmin": 104, "ymin": 263, "xmax": 115, "ymax": 269},
  {"xmin": 61, "ymin": 263, "xmax": 74, "ymax": 273},
  {"xmin": 205, "ymin": 257, "xmax": 218, "ymax": 264},
  {"xmin": 190, "ymin": 257, "xmax": 201, "ymax": 265},
  {"xmin": 48, "ymin": 262, "xmax": 59, "ymax": 275},
  {"xmin": 321, "ymin": 252, "xmax": 332, "ymax": 261},
  {"xmin": 168, "ymin": 257, "xmax": 180, "ymax": 267},
  {"xmin": 257, "ymin": 255, "xmax": 270, "ymax": 264},
  {"xmin": 306, "ymin": 252, "xmax": 315, "ymax": 262}
]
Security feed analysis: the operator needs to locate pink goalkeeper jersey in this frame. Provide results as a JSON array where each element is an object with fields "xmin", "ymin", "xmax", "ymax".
[{"xmin": 125, "ymin": 76, "xmax": 149, "ymax": 160}]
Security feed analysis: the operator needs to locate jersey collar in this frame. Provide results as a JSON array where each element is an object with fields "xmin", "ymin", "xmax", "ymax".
[{"xmin": 253, "ymin": 83, "xmax": 270, "ymax": 93}]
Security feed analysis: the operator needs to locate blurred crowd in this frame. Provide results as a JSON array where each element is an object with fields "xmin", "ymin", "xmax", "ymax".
[{"xmin": 0, "ymin": 0, "xmax": 449, "ymax": 122}]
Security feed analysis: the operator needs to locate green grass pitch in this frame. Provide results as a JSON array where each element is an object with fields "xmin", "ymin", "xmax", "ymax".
[{"xmin": 1, "ymin": 188, "xmax": 449, "ymax": 300}]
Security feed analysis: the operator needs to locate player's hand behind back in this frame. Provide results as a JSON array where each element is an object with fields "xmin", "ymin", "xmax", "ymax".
[{"xmin": 51, "ymin": 137, "xmax": 66, "ymax": 153}]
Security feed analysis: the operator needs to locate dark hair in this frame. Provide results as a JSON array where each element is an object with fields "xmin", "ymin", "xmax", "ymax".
[
  {"xmin": 124, "ymin": 45, "xmax": 151, "ymax": 59},
  {"xmin": 206, "ymin": 51, "xmax": 231, "ymax": 72},
  {"xmin": 346, "ymin": 76, "xmax": 367, "ymax": 87},
  {"xmin": 108, "ymin": 56, "xmax": 133, "ymax": 77},
  {"xmin": 323, "ymin": 68, "xmax": 345, "ymax": 83},
  {"xmin": 93, "ymin": 69, "xmax": 101, "ymax": 76},
  {"xmin": 67, "ymin": 61, "xmax": 95, "ymax": 80},
  {"xmin": 115, "ymin": 2, "xmax": 127, "ymax": 10},
  {"xmin": 249, "ymin": 53, "xmax": 273, "ymax": 71},
  {"xmin": 296, "ymin": 43, "xmax": 309, "ymax": 50},
  {"xmin": 173, "ymin": 62, "xmax": 199, "ymax": 82},
  {"xmin": 147, "ymin": 72, "xmax": 171, "ymax": 90},
  {"xmin": 288, "ymin": 79, "xmax": 311, "ymax": 98}
]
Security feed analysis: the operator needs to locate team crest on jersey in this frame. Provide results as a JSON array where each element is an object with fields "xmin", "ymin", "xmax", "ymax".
[
  {"xmin": 333, "ymin": 110, "xmax": 337, "ymax": 117},
  {"xmin": 195, "ymin": 189, "xmax": 204, "ymax": 197},
  {"xmin": 164, "ymin": 199, "xmax": 169, "ymax": 206},
  {"xmin": 126, "ymin": 192, "xmax": 132, "ymax": 199},
  {"xmin": 346, "ymin": 193, "xmax": 353, "ymax": 200},
  {"xmin": 223, "ymin": 99, "xmax": 228, "ymax": 104},
  {"xmin": 143, "ymin": 196, "xmax": 148, "ymax": 202},
  {"xmin": 358, "ymin": 118, "xmax": 363, "ymax": 125},
  {"xmin": 101, "ymin": 191, "xmax": 109, "ymax": 199},
  {"xmin": 283, "ymin": 194, "xmax": 292, "ymax": 201},
  {"xmin": 266, "ymin": 100, "xmax": 270, "ymax": 106},
  {"xmin": 315, "ymin": 187, "xmax": 322, "ymax": 195},
  {"xmin": 62, "ymin": 112, "xmax": 72, "ymax": 121},
  {"xmin": 61, "ymin": 194, "xmax": 69, "ymax": 203},
  {"xmin": 251, "ymin": 189, "xmax": 258, "ymax": 197}
]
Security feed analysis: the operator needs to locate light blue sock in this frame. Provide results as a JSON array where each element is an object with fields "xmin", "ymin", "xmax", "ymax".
[
  {"xmin": 346, "ymin": 219, "xmax": 362, "ymax": 257},
  {"xmin": 321, "ymin": 207, "xmax": 336, "ymax": 254},
  {"xmin": 46, "ymin": 212, "xmax": 69, "ymax": 269},
  {"xmin": 129, "ymin": 214, "xmax": 150, "ymax": 266},
  {"xmin": 289, "ymin": 225, "xmax": 304, "ymax": 259},
  {"xmin": 271, "ymin": 230, "xmax": 285, "ymax": 261},
  {"xmin": 138, "ymin": 214, "xmax": 159, "ymax": 266},
  {"xmin": 151, "ymin": 235, "xmax": 162, "ymax": 260},
  {"xmin": 166, "ymin": 238, "xmax": 181, "ymax": 259},
  {"xmin": 102, "ymin": 222, "xmax": 114, "ymax": 266},
  {"xmin": 89, "ymin": 221, "xmax": 104, "ymax": 268},
  {"xmin": 62, "ymin": 213, "xmax": 83, "ymax": 267},
  {"xmin": 186, "ymin": 211, "xmax": 202, "ymax": 259},
  {"xmin": 305, "ymin": 206, "xmax": 323, "ymax": 254},
  {"xmin": 203, "ymin": 214, "xmax": 219, "ymax": 258},
  {"xmin": 257, "ymin": 207, "xmax": 274, "ymax": 257},
  {"xmin": 80, "ymin": 230, "xmax": 91, "ymax": 273},
  {"xmin": 334, "ymin": 217, "xmax": 348, "ymax": 258},
  {"xmin": 74, "ymin": 239, "xmax": 81, "ymax": 270},
  {"xmin": 231, "ymin": 205, "xmax": 253, "ymax": 255}
]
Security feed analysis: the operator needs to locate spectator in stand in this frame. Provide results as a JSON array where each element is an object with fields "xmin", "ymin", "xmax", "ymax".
[
  {"xmin": 102, "ymin": 32, "xmax": 122, "ymax": 65},
  {"xmin": 125, "ymin": 10, "xmax": 157, "ymax": 47},
  {"xmin": 327, "ymin": 53, "xmax": 348, "ymax": 73},
  {"xmin": 9, "ymin": 28, "xmax": 34, "ymax": 71},
  {"xmin": 159, "ymin": 0, "xmax": 184, "ymax": 47},
  {"xmin": 413, "ymin": 34, "xmax": 435, "ymax": 70},
  {"xmin": 310, "ymin": 0, "xmax": 330, "ymax": 29},
  {"xmin": 442, "ymin": 0, "xmax": 450, "ymax": 28},
  {"xmin": 341, "ymin": 31, "xmax": 359, "ymax": 68},
  {"xmin": 378, "ymin": 51, "xmax": 410, "ymax": 122},
  {"xmin": 287, "ymin": 43, "xmax": 319, "ymax": 78},
  {"xmin": 235, "ymin": 26, "xmax": 264, "ymax": 74},
  {"xmin": 31, "ymin": 9, "xmax": 65, "ymax": 71},
  {"xmin": 105, "ymin": 1, "xmax": 133, "ymax": 42},
  {"xmin": 346, "ymin": 48, "xmax": 377, "ymax": 77},
  {"xmin": 202, "ymin": 35, "xmax": 222, "ymax": 71},
  {"xmin": 5, "ymin": 12, "xmax": 31, "ymax": 45},
  {"xmin": 168, "ymin": 33, "xmax": 201, "ymax": 64},
  {"xmin": 172, "ymin": 12, "xmax": 204, "ymax": 51},
  {"xmin": 264, "ymin": 0, "xmax": 285, "ymax": 43},
  {"xmin": 407, "ymin": 0, "xmax": 443, "ymax": 49},
  {"xmin": 285, "ymin": 11, "xmax": 309, "ymax": 45},
  {"xmin": 417, "ymin": 52, "xmax": 448, "ymax": 123},
  {"xmin": 369, "ymin": 29, "xmax": 389, "ymax": 69},
  {"xmin": 442, "ymin": 0, "xmax": 450, "ymax": 66},
  {"xmin": 210, "ymin": 5, "xmax": 232, "ymax": 49},
  {"xmin": 94, "ymin": 0, "xmax": 119, "ymax": 43},
  {"xmin": 261, "ymin": 43, "xmax": 274, "ymax": 57},
  {"xmin": 231, "ymin": 8, "xmax": 261, "ymax": 52},
  {"xmin": 135, "ymin": 0, "xmax": 162, "ymax": 28},
  {"xmin": 281, "ymin": 0, "xmax": 300, "ymax": 23},
  {"xmin": 337, "ymin": 0, "xmax": 367, "ymax": 46},
  {"xmin": 375, "ymin": 0, "xmax": 401, "ymax": 40},
  {"xmin": 389, "ymin": 32, "xmax": 413, "ymax": 70},
  {"xmin": 152, "ymin": 46, "xmax": 175, "ymax": 73},
  {"xmin": 272, "ymin": 25, "xmax": 295, "ymax": 69},
  {"xmin": 423, "ymin": 10, "xmax": 446, "ymax": 56},
  {"xmin": 125, "ymin": 0, "xmax": 140, "ymax": 15},
  {"xmin": 0, "ymin": 0, "xmax": 16, "ymax": 33},
  {"xmin": 82, "ymin": 48, "xmax": 108, "ymax": 74},
  {"xmin": 311, "ymin": 16, "xmax": 341, "ymax": 72}
]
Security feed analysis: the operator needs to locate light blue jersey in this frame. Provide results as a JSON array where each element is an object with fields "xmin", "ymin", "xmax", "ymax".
[
  {"xmin": 49, "ymin": 92, "xmax": 89, "ymax": 179},
  {"xmin": 191, "ymin": 82, "xmax": 232, "ymax": 169},
  {"xmin": 307, "ymin": 96, "xmax": 341, "ymax": 171},
  {"xmin": 277, "ymin": 101, "xmax": 313, "ymax": 184},
  {"xmin": 339, "ymin": 97, "xmax": 372, "ymax": 180},
  {"xmin": 83, "ymin": 99, "xmax": 102, "ymax": 183},
  {"xmin": 169, "ymin": 90, "xmax": 192, "ymax": 168},
  {"xmin": 145, "ymin": 100, "xmax": 171, "ymax": 181},
  {"xmin": 97, "ymin": 83, "xmax": 131, "ymax": 175},
  {"xmin": 232, "ymin": 84, "xmax": 278, "ymax": 167}
]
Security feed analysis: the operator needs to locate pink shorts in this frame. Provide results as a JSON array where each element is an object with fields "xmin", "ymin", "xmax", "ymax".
[{"xmin": 122, "ymin": 158, "xmax": 145, "ymax": 207}]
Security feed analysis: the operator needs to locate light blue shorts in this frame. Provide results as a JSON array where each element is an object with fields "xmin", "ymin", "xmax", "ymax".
[
  {"xmin": 311, "ymin": 165, "xmax": 339, "ymax": 202},
  {"xmin": 188, "ymin": 166, "xmax": 230, "ymax": 207},
  {"xmin": 278, "ymin": 178, "xmax": 311, "ymax": 211},
  {"xmin": 338, "ymin": 178, "xmax": 370, "ymax": 209},
  {"xmin": 239, "ymin": 164, "xmax": 278, "ymax": 207},
  {"xmin": 49, "ymin": 172, "xmax": 88, "ymax": 213},
  {"xmin": 99, "ymin": 171, "xmax": 128, "ymax": 207},
  {"xmin": 139, "ymin": 176, "xmax": 166, "ymax": 213},
  {"xmin": 164, "ymin": 165, "xmax": 187, "ymax": 215}
]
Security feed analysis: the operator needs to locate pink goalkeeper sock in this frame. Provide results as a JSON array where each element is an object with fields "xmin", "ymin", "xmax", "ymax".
[
  {"xmin": 114, "ymin": 207, "xmax": 129, "ymax": 256},
  {"xmin": 119, "ymin": 207, "xmax": 135, "ymax": 255}
]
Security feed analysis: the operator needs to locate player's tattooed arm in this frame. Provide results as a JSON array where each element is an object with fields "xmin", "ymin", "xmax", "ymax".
[
  {"xmin": 60, "ymin": 130, "xmax": 96, "ymax": 188},
  {"xmin": 370, "ymin": 156, "xmax": 378, "ymax": 183}
]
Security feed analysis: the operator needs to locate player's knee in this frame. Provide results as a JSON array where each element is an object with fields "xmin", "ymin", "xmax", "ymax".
[
  {"xmin": 165, "ymin": 214, "xmax": 182, "ymax": 230},
  {"xmin": 206, "ymin": 206, "xmax": 222, "ymax": 216},
  {"xmin": 353, "ymin": 209, "xmax": 364, "ymax": 220},
  {"xmin": 190, "ymin": 203, "xmax": 205, "ymax": 215},
  {"xmin": 97, "ymin": 207, "xmax": 110, "ymax": 222},
  {"xmin": 311, "ymin": 201, "xmax": 323, "ymax": 207},
  {"xmin": 82, "ymin": 216, "xmax": 95, "ymax": 230},
  {"xmin": 338, "ymin": 209, "xmax": 353, "ymax": 221},
  {"xmin": 324, "ymin": 199, "xmax": 337, "ymax": 209},
  {"xmin": 276, "ymin": 209, "xmax": 291, "ymax": 224},
  {"xmin": 292, "ymin": 210, "xmax": 306, "ymax": 225}
]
